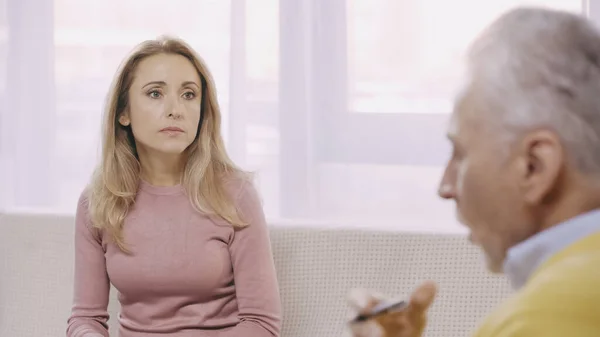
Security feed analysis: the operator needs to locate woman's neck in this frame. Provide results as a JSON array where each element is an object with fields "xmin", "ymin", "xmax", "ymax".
[{"xmin": 138, "ymin": 151, "xmax": 185, "ymax": 186}]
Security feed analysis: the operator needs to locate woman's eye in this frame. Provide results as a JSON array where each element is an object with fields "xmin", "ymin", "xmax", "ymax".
[
  {"xmin": 183, "ymin": 91, "xmax": 195, "ymax": 100},
  {"xmin": 148, "ymin": 90, "xmax": 161, "ymax": 99}
]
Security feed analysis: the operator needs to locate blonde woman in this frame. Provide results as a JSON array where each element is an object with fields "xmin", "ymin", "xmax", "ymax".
[{"xmin": 66, "ymin": 37, "xmax": 281, "ymax": 337}]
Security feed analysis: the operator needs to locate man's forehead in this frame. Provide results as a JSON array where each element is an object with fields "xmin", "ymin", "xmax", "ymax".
[
  {"xmin": 447, "ymin": 88, "xmax": 470, "ymax": 137},
  {"xmin": 446, "ymin": 112, "xmax": 458, "ymax": 137},
  {"xmin": 447, "ymin": 85, "xmax": 487, "ymax": 140}
]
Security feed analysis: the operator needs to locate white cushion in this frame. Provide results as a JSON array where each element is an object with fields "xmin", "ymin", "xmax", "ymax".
[{"xmin": 0, "ymin": 213, "xmax": 512, "ymax": 337}]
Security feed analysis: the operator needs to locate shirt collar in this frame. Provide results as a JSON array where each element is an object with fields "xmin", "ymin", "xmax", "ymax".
[{"xmin": 503, "ymin": 209, "xmax": 600, "ymax": 289}]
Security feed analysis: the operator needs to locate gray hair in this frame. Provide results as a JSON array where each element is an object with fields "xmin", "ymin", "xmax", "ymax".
[{"xmin": 467, "ymin": 7, "xmax": 600, "ymax": 172}]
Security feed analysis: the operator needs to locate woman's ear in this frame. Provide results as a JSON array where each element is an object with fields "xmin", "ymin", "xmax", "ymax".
[{"xmin": 118, "ymin": 114, "xmax": 130, "ymax": 126}]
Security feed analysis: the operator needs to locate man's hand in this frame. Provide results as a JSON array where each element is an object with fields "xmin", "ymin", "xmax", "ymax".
[{"xmin": 347, "ymin": 281, "xmax": 438, "ymax": 337}]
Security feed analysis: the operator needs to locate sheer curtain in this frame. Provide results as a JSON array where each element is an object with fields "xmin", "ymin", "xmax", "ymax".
[{"xmin": 0, "ymin": 0, "xmax": 590, "ymax": 233}]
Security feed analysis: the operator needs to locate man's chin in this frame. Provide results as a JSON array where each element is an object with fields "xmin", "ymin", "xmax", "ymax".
[
  {"xmin": 467, "ymin": 234, "xmax": 504, "ymax": 273},
  {"xmin": 483, "ymin": 254, "xmax": 504, "ymax": 274}
]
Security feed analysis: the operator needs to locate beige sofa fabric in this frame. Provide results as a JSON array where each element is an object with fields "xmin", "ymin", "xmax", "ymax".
[{"xmin": 0, "ymin": 213, "xmax": 512, "ymax": 337}]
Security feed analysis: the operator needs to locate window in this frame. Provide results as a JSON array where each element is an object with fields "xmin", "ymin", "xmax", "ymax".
[
  {"xmin": 0, "ymin": 0, "xmax": 592, "ymax": 232},
  {"xmin": 300, "ymin": 0, "xmax": 588, "ymax": 231},
  {"xmin": 348, "ymin": 0, "xmax": 584, "ymax": 114},
  {"xmin": 0, "ymin": 0, "xmax": 6, "ymax": 210}
]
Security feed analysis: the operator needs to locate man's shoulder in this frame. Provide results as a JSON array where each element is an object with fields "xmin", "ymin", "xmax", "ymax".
[
  {"xmin": 515, "ymin": 249, "xmax": 600, "ymax": 316},
  {"xmin": 473, "ymin": 306, "xmax": 600, "ymax": 337},
  {"xmin": 474, "ymin": 251, "xmax": 600, "ymax": 337},
  {"xmin": 527, "ymin": 244, "xmax": 600, "ymax": 298}
]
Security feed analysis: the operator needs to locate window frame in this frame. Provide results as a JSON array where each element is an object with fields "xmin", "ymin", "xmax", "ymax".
[
  {"xmin": 275, "ymin": 0, "xmax": 595, "ymax": 217},
  {"xmin": 305, "ymin": 0, "xmax": 594, "ymax": 166}
]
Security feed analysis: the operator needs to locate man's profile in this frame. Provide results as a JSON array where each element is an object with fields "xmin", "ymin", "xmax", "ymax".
[{"xmin": 349, "ymin": 6, "xmax": 600, "ymax": 337}]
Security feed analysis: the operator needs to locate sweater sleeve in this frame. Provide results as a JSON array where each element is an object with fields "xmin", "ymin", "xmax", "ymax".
[
  {"xmin": 220, "ymin": 181, "xmax": 282, "ymax": 337},
  {"xmin": 66, "ymin": 191, "xmax": 111, "ymax": 337}
]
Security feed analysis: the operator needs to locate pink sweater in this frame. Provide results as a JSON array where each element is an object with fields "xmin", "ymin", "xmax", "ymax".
[{"xmin": 66, "ymin": 180, "xmax": 281, "ymax": 337}]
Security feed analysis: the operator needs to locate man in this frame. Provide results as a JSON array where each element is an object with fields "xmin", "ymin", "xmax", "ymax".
[{"xmin": 348, "ymin": 6, "xmax": 600, "ymax": 337}]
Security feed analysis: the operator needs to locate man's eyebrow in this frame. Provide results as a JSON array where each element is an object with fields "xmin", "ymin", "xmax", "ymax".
[{"xmin": 447, "ymin": 133, "xmax": 464, "ymax": 149}]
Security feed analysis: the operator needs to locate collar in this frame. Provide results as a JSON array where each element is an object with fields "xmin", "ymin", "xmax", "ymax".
[{"xmin": 503, "ymin": 209, "xmax": 600, "ymax": 289}]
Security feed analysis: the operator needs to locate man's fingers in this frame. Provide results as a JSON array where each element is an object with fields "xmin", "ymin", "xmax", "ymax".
[
  {"xmin": 349, "ymin": 320, "xmax": 385, "ymax": 337},
  {"xmin": 376, "ymin": 310, "xmax": 409, "ymax": 328},
  {"xmin": 347, "ymin": 280, "xmax": 436, "ymax": 334},
  {"xmin": 408, "ymin": 281, "xmax": 438, "ymax": 315},
  {"xmin": 347, "ymin": 288, "xmax": 387, "ymax": 313},
  {"xmin": 347, "ymin": 282, "xmax": 436, "ymax": 337},
  {"xmin": 369, "ymin": 281, "xmax": 437, "ymax": 337}
]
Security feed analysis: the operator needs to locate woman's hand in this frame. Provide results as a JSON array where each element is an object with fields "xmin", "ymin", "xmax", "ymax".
[{"xmin": 347, "ymin": 281, "xmax": 437, "ymax": 337}]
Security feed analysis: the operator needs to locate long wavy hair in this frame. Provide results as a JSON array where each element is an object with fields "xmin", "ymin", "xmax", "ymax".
[{"xmin": 88, "ymin": 36, "xmax": 249, "ymax": 251}]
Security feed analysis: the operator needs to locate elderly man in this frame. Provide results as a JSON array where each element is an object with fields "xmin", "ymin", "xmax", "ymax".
[{"xmin": 348, "ymin": 6, "xmax": 600, "ymax": 337}]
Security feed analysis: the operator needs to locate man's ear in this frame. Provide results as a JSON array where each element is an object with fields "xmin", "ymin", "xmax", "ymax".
[{"xmin": 517, "ymin": 130, "xmax": 563, "ymax": 205}]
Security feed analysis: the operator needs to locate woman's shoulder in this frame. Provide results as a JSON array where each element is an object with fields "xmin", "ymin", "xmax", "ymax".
[
  {"xmin": 221, "ymin": 171, "xmax": 259, "ymax": 202},
  {"xmin": 74, "ymin": 185, "xmax": 105, "ymax": 239},
  {"xmin": 76, "ymin": 185, "xmax": 92, "ymax": 214}
]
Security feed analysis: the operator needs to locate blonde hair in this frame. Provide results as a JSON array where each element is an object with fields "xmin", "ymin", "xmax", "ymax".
[{"xmin": 88, "ymin": 36, "xmax": 249, "ymax": 251}]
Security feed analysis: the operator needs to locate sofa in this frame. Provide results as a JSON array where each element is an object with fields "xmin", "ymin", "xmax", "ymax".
[{"xmin": 0, "ymin": 212, "xmax": 513, "ymax": 337}]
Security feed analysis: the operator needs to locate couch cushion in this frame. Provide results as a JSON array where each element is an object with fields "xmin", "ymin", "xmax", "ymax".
[
  {"xmin": 269, "ymin": 226, "xmax": 512, "ymax": 337},
  {"xmin": 0, "ymin": 213, "xmax": 512, "ymax": 337}
]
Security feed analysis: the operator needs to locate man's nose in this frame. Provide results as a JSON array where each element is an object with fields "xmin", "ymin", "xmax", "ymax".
[
  {"xmin": 438, "ymin": 183, "xmax": 454, "ymax": 199},
  {"xmin": 438, "ymin": 169, "xmax": 456, "ymax": 199}
]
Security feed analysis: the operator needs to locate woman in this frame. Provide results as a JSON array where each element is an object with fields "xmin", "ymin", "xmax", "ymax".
[{"xmin": 66, "ymin": 36, "xmax": 281, "ymax": 337}]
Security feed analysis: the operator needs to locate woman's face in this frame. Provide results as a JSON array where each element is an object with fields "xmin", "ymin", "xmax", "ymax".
[{"xmin": 119, "ymin": 53, "xmax": 202, "ymax": 157}]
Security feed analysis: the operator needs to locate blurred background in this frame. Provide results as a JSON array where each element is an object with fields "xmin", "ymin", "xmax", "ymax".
[{"xmin": 0, "ymin": 0, "xmax": 590, "ymax": 233}]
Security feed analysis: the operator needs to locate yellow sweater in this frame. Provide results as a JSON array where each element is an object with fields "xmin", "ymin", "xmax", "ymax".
[{"xmin": 473, "ymin": 232, "xmax": 600, "ymax": 337}]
